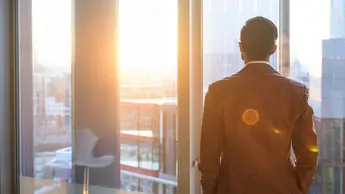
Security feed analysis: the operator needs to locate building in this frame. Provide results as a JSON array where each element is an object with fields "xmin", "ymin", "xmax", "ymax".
[
  {"xmin": 309, "ymin": 38, "xmax": 345, "ymax": 194},
  {"xmin": 291, "ymin": 59, "xmax": 310, "ymax": 88},
  {"xmin": 33, "ymin": 72, "xmax": 46, "ymax": 125},
  {"xmin": 330, "ymin": 0, "xmax": 345, "ymax": 38}
]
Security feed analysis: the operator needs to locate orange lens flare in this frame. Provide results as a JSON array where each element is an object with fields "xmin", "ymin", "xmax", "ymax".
[
  {"xmin": 273, "ymin": 128, "xmax": 281, "ymax": 134},
  {"xmin": 242, "ymin": 109, "xmax": 259, "ymax": 126}
]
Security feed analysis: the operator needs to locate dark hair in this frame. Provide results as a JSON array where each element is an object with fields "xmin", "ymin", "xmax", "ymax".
[{"xmin": 240, "ymin": 16, "xmax": 278, "ymax": 60}]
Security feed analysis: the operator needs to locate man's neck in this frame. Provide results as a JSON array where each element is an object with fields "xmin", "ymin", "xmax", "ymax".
[{"xmin": 244, "ymin": 59, "xmax": 270, "ymax": 65}]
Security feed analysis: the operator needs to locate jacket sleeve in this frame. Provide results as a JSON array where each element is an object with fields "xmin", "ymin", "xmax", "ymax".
[
  {"xmin": 291, "ymin": 86, "xmax": 318, "ymax": 194},
  {"xmin": 199, "ymin": 86, "xmax": 224, "ymax": 194}
]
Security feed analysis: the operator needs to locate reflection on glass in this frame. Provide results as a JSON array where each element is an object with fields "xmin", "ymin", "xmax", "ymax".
[{"xmin": 19, "ymin": 0, "xmax": 178, "ymax": 193}]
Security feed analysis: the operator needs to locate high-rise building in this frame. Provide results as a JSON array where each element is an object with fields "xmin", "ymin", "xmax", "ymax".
[
  {"xmin": 291, "ymin": 59, "xmax": 310, "ymax": 88},
  {"xmin": 311, "ymin": 38, "xmax": 345, "ymax": 194},
  {"xmin": 308, "ymin": 4, "xmax": 345, "ymax": 190},
  {"xmin": 330, "ymin": 0, "xmax": 345, "ymax": 38}
]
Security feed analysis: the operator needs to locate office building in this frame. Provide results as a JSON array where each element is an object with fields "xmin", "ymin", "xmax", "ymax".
[
  {"xmin": 310, "ymin": 38, "xmax": 345, "ymax": 194},
  {"xmin": 330, "ymin": 0, "xmax": 345, "ymax": 38}
]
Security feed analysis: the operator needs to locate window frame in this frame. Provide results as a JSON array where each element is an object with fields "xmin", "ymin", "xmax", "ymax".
[{"xmin": 1, "ymin": 0, "xmax": 20, "ymax": 193}]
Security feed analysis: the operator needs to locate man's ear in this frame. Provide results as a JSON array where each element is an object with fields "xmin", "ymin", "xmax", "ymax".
[
  {"xmin": 272, "ymin": 44, "xmax": 277, "ymax": 54},
  {"xmin": 239, "ymin": 42, "xmax": 244, "ymax": 52}
]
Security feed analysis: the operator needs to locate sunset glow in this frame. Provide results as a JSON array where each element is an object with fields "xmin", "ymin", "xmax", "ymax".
[{"xmin": 32, "ymin": 0, "xmax": 329, "ymax": 76}]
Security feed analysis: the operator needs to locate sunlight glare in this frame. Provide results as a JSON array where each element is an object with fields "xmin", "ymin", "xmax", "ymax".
[{"xmin": 118, "ymin": 0, "xmax": 177, "ymax": 72}]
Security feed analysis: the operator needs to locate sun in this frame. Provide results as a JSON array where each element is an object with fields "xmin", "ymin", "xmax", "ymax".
[{"xmin": 118, "ymin": 0, "xmax": 177, "ymax": 72}]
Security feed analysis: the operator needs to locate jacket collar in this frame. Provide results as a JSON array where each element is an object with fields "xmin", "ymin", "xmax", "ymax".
[{"xmin": 237, "ymin": 62, "xmax": 279, "ymax": 75}]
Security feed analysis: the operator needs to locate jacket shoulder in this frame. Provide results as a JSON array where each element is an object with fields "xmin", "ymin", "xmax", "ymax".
[
  {"xmin": 278, "ymin": 76, "xmax": 309, "ymax": 106},
  {"xmin": 208, "ymin": 76, "xmax": 237, "ymax": 93},
  {"xmin": 283, "ymin": 77, "xmax": 308, "ymax": 95},
  {"xmin": 285, "ymin": 77, "xmax": 307, "ymax": 89}
]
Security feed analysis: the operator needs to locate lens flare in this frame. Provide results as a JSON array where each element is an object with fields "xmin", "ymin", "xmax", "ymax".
[
  {"xmin": 242, "ymin": 109, "xmax": 259, "ymax": 126},
  {"xmin": 273, "ymin": 128, "xmax": 281, "ymax": 134},
  {"xmin": 308, "ymin": 145, "xmax": 319, "ymax": 153}
]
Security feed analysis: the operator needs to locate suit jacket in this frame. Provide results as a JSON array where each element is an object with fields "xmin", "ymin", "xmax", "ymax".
[{"xmin": 199, "ymin": 63, "xmax": 318, "ymax": 194}]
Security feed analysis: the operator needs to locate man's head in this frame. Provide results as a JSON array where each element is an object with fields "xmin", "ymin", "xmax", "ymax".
[{"xmin": 239, "ymin": 16, "xmax": 278, "ymax": 62}]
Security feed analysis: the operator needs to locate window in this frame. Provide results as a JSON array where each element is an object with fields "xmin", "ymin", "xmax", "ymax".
[
  {"xmin": 120, "ymin": 106, "xmax": 139, "ymax": 130},
  {"xmin": 165, "ymin": 185, "xmax": 176, "ymax": 194},
  {"xmin": 139, "ymin": 141, "xmax": 160, "ymax": 170},
  {"xmin": 18, "ymin": 0, "xmax": 178, "ymax": 193},
  {"xmin": 290, "ymin": 0, "xmax": 345, "ymax": 192},
  {"xmin": 139, "ymin": 107, "xmax": 160, "ymax": 137},
  {"xmin": 139, "ymin": 179, "xmax": 155, "ymax": 193},
  {"xmin": 121, "ymin": 143, "xmax": 139, "ymax": 168},
  {"xmin": 12, "ymin": 0, "xmax": 344, "ymax": 193},
  {"xmin": 203, "ymin": 0, "xmax": 279, "ymax": 90}
]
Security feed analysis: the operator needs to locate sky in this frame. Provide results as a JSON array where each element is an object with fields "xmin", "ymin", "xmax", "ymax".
[
  {"xmin": 32, "ymin": 0, "xmax": 72, "ymax": 70},
  {"xmin": 118, "ymin": 0, "xmax": 177, "ymax": 71},
  {"xmin": 32, "ymin": 0, "xmax": 330, "ymax": 76},
  {"xmin": 290, "ymin": 0, "xmax": 330, "ymax": 77}
]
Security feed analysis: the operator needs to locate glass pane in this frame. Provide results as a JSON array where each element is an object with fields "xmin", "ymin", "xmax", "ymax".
[
  {"xmin": 118, "ymin": 0, "xmax": 178, "ymax": 192},
  {"xmin": 121, "ymin": 143, "xmax": 139, "ymax": 168},
  {"xmin": 120, "ymin": 105, "xmax": 139, "ymax": 130},
  {"xmin": 290, "ymin": 0, "xmax": 345, "ymax": 193},
  {"xmin": 18, "ymin": 0, "xmax": 178, "ymax": 193},
  {"xmin": 203, "ymin": 0, "xmax": 279, "ymax": 90}
]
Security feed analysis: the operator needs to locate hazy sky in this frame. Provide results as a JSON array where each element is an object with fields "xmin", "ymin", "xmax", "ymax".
[
  {"xmin": 32, "ymin": 0, "xmax": 330, "ymax": 76},
  {"xmin": 290, "ymin": 0, "xmax": 329, "ymax": 77}
]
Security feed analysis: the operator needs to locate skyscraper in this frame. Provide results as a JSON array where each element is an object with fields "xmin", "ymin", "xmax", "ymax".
[
  {"xmin": 313, "ymin": 38, "xmax": 345, "ymax": 194},
  {"xmin": 330, "ymin": 0, "xmax": 345, "ymax": 38},
  {"xmin": 307, "ymin": 3, "xmax": 345, "ymax": 192}
]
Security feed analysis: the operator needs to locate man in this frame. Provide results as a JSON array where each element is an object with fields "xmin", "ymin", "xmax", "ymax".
[{"xmin": 199, "ymin": 16, "xmax": 318, "ymax": 194}]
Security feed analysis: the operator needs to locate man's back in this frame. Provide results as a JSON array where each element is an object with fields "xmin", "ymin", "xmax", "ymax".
[{"xmin": 199, "ymin": 63, "xmax": 318, "ymax": 194}]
